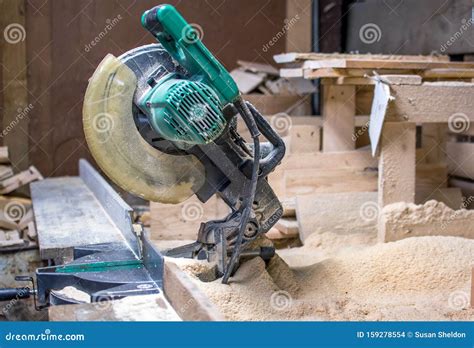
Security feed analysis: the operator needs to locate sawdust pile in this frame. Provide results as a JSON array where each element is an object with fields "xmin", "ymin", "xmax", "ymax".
[{"xmin": 177, "ymin": 235, "xmax": 474, "ymax": 321}]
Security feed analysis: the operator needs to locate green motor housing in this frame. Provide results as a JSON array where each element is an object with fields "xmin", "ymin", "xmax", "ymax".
[
  {"xmin": 139, "ymin": 4, "xmax": 240, "ymax": 145},
  {"xmin": 141, "ymin": 77, "xmax": 227, "ymax": 144}
]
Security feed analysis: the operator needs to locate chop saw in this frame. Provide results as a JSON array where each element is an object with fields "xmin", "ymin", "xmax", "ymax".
[{"xmin": 83, "ymin": 4, "xmax": 285, "ymax": 283}]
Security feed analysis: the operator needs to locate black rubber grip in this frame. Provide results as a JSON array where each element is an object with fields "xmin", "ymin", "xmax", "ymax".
[{"xmin": 0, "ymin": 288, "xmax": 30, "ymax": 301}]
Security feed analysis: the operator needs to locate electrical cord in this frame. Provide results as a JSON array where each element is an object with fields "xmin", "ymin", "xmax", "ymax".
[{"xmin": 222, "ymin": 98, "xmax": 261, "ymax": 284}]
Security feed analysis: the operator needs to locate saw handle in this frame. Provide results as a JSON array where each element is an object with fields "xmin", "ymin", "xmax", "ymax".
[
  {"xmin": 0, "ymin": 287, "xmax": 31, "ymax": 301},
  {"xmin": 141, "ymin": 4, "xmax": 239, "ymax": 104}
]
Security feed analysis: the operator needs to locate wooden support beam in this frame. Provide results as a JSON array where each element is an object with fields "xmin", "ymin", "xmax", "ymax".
[
  {"xmin": 378, "ymin": 122, "xmax": 416, "ymax": 207},
  {"xmin": 322, "ymin": 85, "xmax": 356, "ymax": 152},
  {"xmin": 385, "ymin": 83, "xmax": 474, "ymax": 123},
  {"xmin": 1, "ymin": 0, "xmax": 29, "ymax": 171}
]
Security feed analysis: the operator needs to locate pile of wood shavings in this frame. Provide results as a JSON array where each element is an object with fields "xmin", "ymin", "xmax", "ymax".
[{"xmin": 176, "ymin": 235, "xmax": 474, "ymax": 321}]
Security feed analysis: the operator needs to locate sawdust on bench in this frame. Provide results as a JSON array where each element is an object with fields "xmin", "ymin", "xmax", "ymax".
[{"xmin": 175, "ymin": 235, "xmax": 474, "ymax": 321}]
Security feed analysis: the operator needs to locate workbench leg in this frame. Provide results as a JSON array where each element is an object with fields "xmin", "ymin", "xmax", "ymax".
[
  {"xmin": 378, "ymin": 122, "xmax": 416, "ymax": 207},
  {"xmin": 322, "ymin": 85, "xmax": 356, "ymax": 152},
  {"xmin": 421, "ymin": 123, "xmax": 447, "ymax": 164}
]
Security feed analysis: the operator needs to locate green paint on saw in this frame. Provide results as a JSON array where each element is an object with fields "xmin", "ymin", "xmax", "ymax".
[
  {"xmin": 55, "ymin": 260, "xmax": 143, "ymax": 274},
  {"xmin": 138, "ymin": 4, "xmax": 240, "ymax": 145}
]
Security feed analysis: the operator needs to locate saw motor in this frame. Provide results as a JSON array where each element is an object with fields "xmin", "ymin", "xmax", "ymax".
[{"xmin": 83, "ymin": 4, "xmax": 286, "ymax": 283}]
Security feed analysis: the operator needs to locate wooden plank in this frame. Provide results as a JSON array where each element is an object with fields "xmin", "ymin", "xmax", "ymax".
[
  {"xmin": 304, "ymin": 59, "xmax": 474, "ymax": 71},
  {"xmin": 289, "ymin": 125, "xmax": 320, "ymax": 153},
  {"xmin": 230, "ymin": 69, "xmax": 264, "ymax": 94},
  {"xmin": 0, "ymin": 166, "xmax": 43, "ymax": 194},
  {"xmin": 0, "ymin": 147, "xmax": 10, "ymax": 163},
  {"xmin": 304, "ymin": 68, "xmax": 418, "ymax": 79},
  {"xmin": 31, "ymin": 177, "xmax": 126, "ymax": 260},
  {"xmin": 378, "ymin": 123, "xmax": 416, "ymax": 207},
  {"xmin": 385, "ymin": 83, "xmax": 474, "ymax": 123},
  {"xmin": 447, "ymin": 142, "xmax": 474, "ymax": 180},
  {"xmin": 163, "ymin": 261, "xmax": 223, "ymax": 321},
  {"xmin": 243, "ymin": 94, "xmax": 311, "ymax": 115},
  {"xmin": 273, "ymin": 52, "xmax": 449, "ymax": 64},
  {"xmin": 274, "ymin": 218, "xmax": 298, "ymax": 236},
  {"xmin": 321, "ymin": 75, "xmax": 422, "ymax": 86},
  {"xmin": 322, "ymin": 85, "xmax": 356, "ymax": 151},
  {"xmin": 150, "ymin": 195, "xmax": 229, "ymax": 241},
  {"xmin": 1, "ymin": 1, "xmax": 29, "ymax": 171},
  {"xmin": 296, "ymin": 191, "xmax": 378, "ymax": 242},
  {"xmin": 283, "ymin": 168, "xmax": 377, "ymax": 197},
  {"xmin": 237, "ymin": 60, "xmax": 279, "ymax": 75}
]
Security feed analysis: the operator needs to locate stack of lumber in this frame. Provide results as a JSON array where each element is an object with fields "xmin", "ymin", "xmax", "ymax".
[
  {"xmin": 231, "ymin": 60, "xmax": 315, "ymax": 95},
  {"xmin": 0, "ymin": 147, "xmax": 43, "ymax": 250},
  {"xmin": 275, "ymin": 52, "xmax": 474, "ymax": 81},
  {"xmin": 231, "ymin": 60, "xmax": 314, "ymax": 116}
]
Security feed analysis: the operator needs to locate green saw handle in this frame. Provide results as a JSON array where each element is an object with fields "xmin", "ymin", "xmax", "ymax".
[{"xmin": 141, "ymin": 4, "xmax": 240, "ymax": 104}]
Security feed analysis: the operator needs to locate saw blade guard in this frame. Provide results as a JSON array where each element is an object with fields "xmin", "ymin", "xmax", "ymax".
[{"xmin": 83, "ymin": 54, "xmax": 205, "ymax": 203}]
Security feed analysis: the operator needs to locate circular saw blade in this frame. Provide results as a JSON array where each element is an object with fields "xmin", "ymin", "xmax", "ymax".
[{"xmin": 83, "ymin": 54, "xmax": 205, "ymax": 203}]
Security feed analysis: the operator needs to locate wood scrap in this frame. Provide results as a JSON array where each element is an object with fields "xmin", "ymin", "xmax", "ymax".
[
  {"xmin": 0, "ymin": 165, "xmax": 13, "ymax": 181},
  {"xmin": 274, "ymin": 218, "xmax": 298, "ymax": 237},
  {"xmin": 0, "ymin": 166, "xmax": 43, "ymax": 194},
  {"xmin": 0, "ymin": 147, "xmax": 9, "ymax": 164}
]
